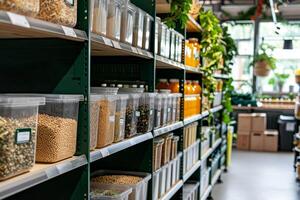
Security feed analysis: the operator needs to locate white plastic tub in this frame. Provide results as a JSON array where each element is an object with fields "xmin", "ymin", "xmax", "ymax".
[
  {"xmin": 200, "ymin": 168, "xmax": 210, "ymax": 197},
  {"xmin": 0, "ymin": 96, "xmax": 45, "ymax": 180},
  {"xmin": 165, "ymin": 28, "xmax": 171, "ymax": 58},
  {"xmin": 92, "ymin": 170, "xmax": 151, "ymax": 200},
  {"xmin": 158, "ymin": 165, "xmax": 167, "ymax": 198},
  {"xmin": 171, "ymin": 152, "xmax": 182, "ymax": 186},
  {"xmin": 158, "ymin": 22, "xmax": 167, "ymax": 57},
  {"xmin": 165, "ymin": 159, "xmax": 173, "ymax": 191},
  {"xmin": 183, "ymin": 182, "xmax": 200, "ymax": 200},
  {"xmin": 183, "ymin": 140, "xmax": 200, "ymax": 175},
  {"xmin": 152, "ymin": 166, "xmax": 163, "ymax": 200},
  {"xmin": 114, "ymin": 94, "xmax": 128, "ymax": 143}
]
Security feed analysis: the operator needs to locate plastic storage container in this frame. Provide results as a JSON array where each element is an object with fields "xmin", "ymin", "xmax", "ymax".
[
  {"xmin": 170, "ymin": 29, "xmax": 176, "ymax": 61},
  {"xmin": 0, "ymin": 96, "xmax": 45, "ymax": 181},
  {"xmin": 91, "ymin": 0, "xmax": 108, "ymax": 35},
  {"xmin": 171, "ymin": 136, "xmax": 179, "ymax": 160},
  {"xmin": 137, "ymin": 93, "xmax": 155, "ymax": 133},
  {"xmin": 90, "ymin": 95, "xmax": 102, "ymax": 150},
  {"xmin": 183, "ymin": 182, "xmax": 200, "ymax": 200},
  {"xmin": 154, "ymin": 94, "xmax": 162, "ymax": 129},
  {"xmin": 142, "ymin": 13, "xmax": 153, "ymax": 50},
  {"xmin": 174, "ymin": 93, "xmax": 182, "ymax": 122},
  {"xmin": 38, "ymin": 0, "xmax": 77, "ymax": 27},
  {"xmin": 96, "ymin": 95, "xmax": 117, "ymax": 148},
  {"xmin": 133, "ymin": 6, "xmax": 145, "ymax": 48},
  {"xmin": 114, "ymin": 94, "xmax": 128, "ymax": 143},
  {"xmin": 161, "ymin": 133, "xmax": 173, "ymax": 165},
  {"xmin": 155, "ymin": 17, "xmax": 161, "ymax": 55},
  {"xmin": 34, "ymin": 94, "xmax": 83, "ymax": 163},
  {"xmin": 91, "ymin": 87, "xmax": 119, "ymax": 95},
  {"xmin": 120, "ymin": 2, "xmax": 136, "ymax": 44},
  {"xmin": 164, "ymin": 27, "xmax": 171, "ymax": 58},
  {"xmin": 107, "ymin": 0, "xmax": 124, "ymax": 40},
  {"xmin": 91, "ymin": 186, "xmax": 132, "ymax": 200},
  {"xmin": 91, "ymin": 170, "xmax": 151, "ymax": 200},
  {"xmin": 0, "ymin": 0, "xmax": 40, "ymax": 17},
  {"xmin": 124, "ymin": 94, "xmax": 141, "ymax": 138},
  {"xmin": 158, "ymin": 22, "xmax": 167, "ymax": 57},
  {"xmin": 176, "ymin": 33, "xmax": 184, "ymax": 62},
  {"xmin": 153, "ymin": 138, "xmax": 164, "ymax": 171}
]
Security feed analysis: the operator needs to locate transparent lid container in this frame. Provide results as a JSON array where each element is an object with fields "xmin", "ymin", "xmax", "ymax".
[
  {"xmin": 118, "ymin": 87, "xmax": 144, "ymax": 94},
  {"xmin": 137, "ymin": 93, "xmax": 155, "ymax": 133},
  {"xmin": 0, "ymin": 0, "xmax": 40, "ymax": 17},
  {"xmin": 114, "ymin": 94, "xmax": 128, "ymax": 143},
  {"xmin": 90, "ymin": 94, "xmax": 102, "ymax": 150},
  {"xmin": 133, "ymin": 6, "xmax": 145, "ymax": 48},
  {"xmin": 160, "ymin": 94, "xmax": 168, "ymax": 127},
  {"xmin": 154, "ymin": 94, "xmax": 162, "ymax": 129},
  {"xmin": 92, "ymin": 87, "xmax": 119, "ymax": 95},
  {"xmin": 91, "ymin": 186, "xmax": 132, "ymax": 200},
  {"xmin": 172, "ymin": 93, "xmax": 182, "ymax": 123},
  {"xmin": 142, "ymin": 13, "xmax": 153, "ymax": 50},
  {"xmin": 38, "ymin": 0, "xmax": 77, "ymax": 27},
  {"xmin": 91, "ymin": 0, "xmax": 108, "ymax": 35},
  {"xmin": 153, "ymin": 138, "xmax": 164, "ymax": 171},
  {"xmin": 120, "ymin": 2, "xmax": 136, "ymax": 44},
  {"xmin": 170, "ymin": 29, "xmax": 176, "ymax": 61},
  {"xmin": 35, "ymin": 94, "xmax": 83, "ymax": 163},
  {"xmin": 123, "ymin": 94, "xmax": 141, "ymax": 138},
  {"xmin": 155, "ymin": 17, "xmax": 161, "ymax": 55},
  {"xmin": 107, "ymin": 0, "xmax": 124, "ymax": 40},
  {"xmin": 158, "ymin": 22, "xmax": 167, "ymax": 57},
  {"xmin": 164, "ymin": 28, "xmax": 171, "ymax": 58},
  {"xmin": 0, "ymin": 96, "xmax": 44, "ymax": 180},
  {"xmin": 96, "ymin": 95, "xmax": 117, "ymax": 148}
]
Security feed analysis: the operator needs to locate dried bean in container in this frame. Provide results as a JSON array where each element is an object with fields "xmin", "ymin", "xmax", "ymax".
[
  {"xmin": 0, "ymin": 116, "xmax": 37, "ymax": 180},
  {"xmin": 92, "ymin": 175, "xmax": 142, "ymax": 185},
  {"xmin": 36, "ymin": 114, "xmax": 77, "ymax": 163}
]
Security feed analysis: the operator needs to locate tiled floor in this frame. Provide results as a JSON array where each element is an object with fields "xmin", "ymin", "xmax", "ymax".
[{"xmin": 212, "ymin": 150, "xmax": 300, "ymax": 200}]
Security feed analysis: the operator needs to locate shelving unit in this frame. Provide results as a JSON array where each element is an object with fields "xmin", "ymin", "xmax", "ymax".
[{"xmin": 0, "ymin": 0, "xmax": 231, "ymax": 199}]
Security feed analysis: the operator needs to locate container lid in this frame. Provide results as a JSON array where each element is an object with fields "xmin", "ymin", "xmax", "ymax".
[
  {"xmin": 159, "ymin": 89, "xmax": 171, "ymax": 94},
  {"xmin": 0, "ymin": 96, "xmax": 45, "ymax": 107},
  {"xmin": 117, "ymin": 94, "xmax": 129, "ymax": 100},
  {"xmin": 119, "ymin": 87, "xmax": 144, "ymax": 93},
  {"xmin": 154, "ymin": 138, "xmax": 164, "ymax": 144},
  {"xmin": 159, "ymin": 79, "xmax": 168, "ymax": 82},
  {"xmin": 4, "ymin": 94, "xmax": 83, "ymax": 103},
  {"xmin": 128, "ymin": 3, "xmax": 137, "ymax": 12},
  {"xmin": 172, "ymin": 93, "xmax": 183, "ymax": 97},
  {"xmin": 91, "ymin": 93, "xmax": 118, "ymax": 101},
  {"xmin": 91, "ymin": 87, "xmax": 119, "ymax": 95},
  {"xmin": 141, "ymin": 93, "xmax": 156, "ymax": 98},
  {"xmin": 172, "ymin": 136, "xmax": 179, "ymax": 142},
  {"xmin": 169, "ymin": 79, "xmax": 179, "ymax": 83},
  {"xmin": 279, "ymin": 115, "xmax": 295, "ymax": 121},
  {"xmin": 144, "ymin": 13, "xmax": 154, "ymax": 20}
]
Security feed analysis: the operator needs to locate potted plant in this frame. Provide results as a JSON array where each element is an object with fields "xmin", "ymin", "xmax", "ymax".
[
  {"xmin": 268, "ymin": 72, "xmax": 290, "ymax": 93},
  {"xmin": 253, "ymin": 43, "xmax": 276, "ymax": 77}
]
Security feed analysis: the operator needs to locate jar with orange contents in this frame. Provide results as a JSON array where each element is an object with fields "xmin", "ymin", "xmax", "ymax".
[
  {"xmin": 185, "ymin": 80, "xmax": 192, "ymax": 95},
  {"xmin": 156, "ymin": 79, "xmax": 169, "ymax": 90},
  {"xmin": 189, "ymin": 38, "xmax": 200, "ymax": 68},
  {"xmin": 169, "ymin": 79, "xmax": 180, "ymax": 93},
  {"xmin": 192, "ymin": 80, "xmax": 201, "ymax": 94},
  {"xmin": 185, "ymin": 40, "xmax": 193, "ymax": 67}
]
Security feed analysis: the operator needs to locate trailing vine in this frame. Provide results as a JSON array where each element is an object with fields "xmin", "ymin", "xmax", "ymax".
[{"xmin": 165, "ymin": 0, "xmax": 193, "ymax": 28}]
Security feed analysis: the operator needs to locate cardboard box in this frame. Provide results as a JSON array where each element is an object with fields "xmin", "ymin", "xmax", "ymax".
[
  {"xmin": 237, "ymin": 134, "xmax": 250, "ymax": 150},
  {"xmin": 263, "ymin": 130, "xmax": 278, "ymax": 152},
  {"xmin": 250, "ymin": 132, "xmax": 264, "ymax": 151},
  {"xmin": 238, "ymin": 113, "xmax": 252, "ymax": 132},
  {"xmin": 251, "ymin": 113, "xmax": 266, "ymax": 132}
]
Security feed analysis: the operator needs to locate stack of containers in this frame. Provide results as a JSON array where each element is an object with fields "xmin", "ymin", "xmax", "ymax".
[
  {"xmin": 200, "ymin": 167, "xmax": 210, "ymax": 197},
  {"xmin": 0, "ymin": 0, "xmax": 78, "ymax": 27},
  {"xmin": 0, "ymin": 96, "xmax": 45, "ymax": 180},
  {"xmin": 183, "ymin": 182, "xmax": 200, "ymax": 200}
]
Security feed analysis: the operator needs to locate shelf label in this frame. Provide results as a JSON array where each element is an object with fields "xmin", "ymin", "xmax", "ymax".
[
  {"xmin": 102, "ymin": 37, "xmax": 112, "ymax": 46},
  {"xmin": 146, "ymin": 51, "xmax": 152, "ymax": 57},
  {"xmin": 15, "ymin": 128, "xmax": 31, "ymax": 144},
  {"xmin": 62, "ymin": 26, "xmax": 77, "ymax": 37},
  {"xmin": 100, "ymin": 148, "xmax": 110, "ymax": 157},
  {"xmin": 112, "ymin": 41, "xmax": 121, "ymax": 49},
  {"xmin": 129, "ymin": 139, "xmax": 136, "ymax": 146},
  {"xmin": 137, "ymin": 48, "xmax": 143, "ymax": 55},
  {"xmin": 7, "ymin": 12, "xmax": 30, "ymax": 28}
]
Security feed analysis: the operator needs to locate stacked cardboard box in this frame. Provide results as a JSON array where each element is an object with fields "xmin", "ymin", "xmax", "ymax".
[{"xmin": 237, "ymin": 113, "xmax": 278, "ymax": 152}]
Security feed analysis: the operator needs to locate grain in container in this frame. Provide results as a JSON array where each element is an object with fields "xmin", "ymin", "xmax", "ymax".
[
  {"xmin": 114, "ymin": 94, "xmax": 128, "ymax": 143},
  {"xmin": 137, "ymin": 93, "xmax": 155, "ymax": 133},
  {"xmin": 120, "ymin": 2, "xmax": 136, "ymax": 44},
  {"xmin": 0, "ymin": 96, "xmax": 45, "ymax": 180},
  {"xmin": 34, "ymin": 94, "xmax": 83, "ymax": 163},
  {"xmin": 174, "ymin": 93, "xmax": 182, "ymax": 122},
  {"xmin": 38, "ymin": 0, "xmax": 77, "ymax": 27},
  {"xmin": 90, "ymin": 185, "xmax": 132, "ymax": 200},
  {"xmin": 91, "ymin": 0, "xmax": 108, "ymax": 35},
  {"xmin": 154, "ymin": 93, "xmax": 162, "ymax": 129},
  {"xmin": 107, "ymin": 0, "xmax": 124, "ymax": 40},
  {"xmin": 91, "ymin": 170, "xmax": 151, "ymax": 200},
  {"xmin": 96, "ymin": 95, "xmax": 117, "ymax": 148},
  {"xmin": 142, "ymin": 13, "xmax": 153, "ymax": 50},
  {"xmin": 164, "ymin": 27, "xmax": 171, "ymax": 58},
  {"xmin": 171, "ymin": 136, "xmax": 179, "ymax": 160},
  {"xmin": 161, "ymin": 133, "xmax": 173, "ymax": 165},
  {"xmin": 153, "ymin": 138, "xmax": 164, "ymax": 171},
  {"xmin": 0, "ymin": 0, "xmax": 40, "ymax": 17},
  {"xmin": 132, "ymin": 6, "xmax": 145, "ymax": 48},
  {"xmin": 90, "ymin": 94, "xmax": 102, "ymax": 150}
]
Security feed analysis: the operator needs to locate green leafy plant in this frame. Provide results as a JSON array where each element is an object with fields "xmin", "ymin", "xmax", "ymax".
[
  {"xmin": 268, "ymin": 72, "xmax": 289, "ymax": 93},
  {"xmin": 165, "ymin": 0, "xmax": 193, "ymax": 28},
  {"xmin": 253, "ymin": 43, "xmax": 276, "ymax": 70}
]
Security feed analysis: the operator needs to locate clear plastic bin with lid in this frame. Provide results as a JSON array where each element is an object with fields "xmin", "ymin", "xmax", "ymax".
[
  {"xmin": 114, "ymin": 94, "xmax": 128, "ymax": 142},
  {"xmin": 133, "ymin": 6, "xmax": 145, "ymax": 48},
  {"xmin": 107, "ymin": 0, "xmax": 124, "ymax": 40},
  {"xmin": 91, "ymin": 0, "xmax": 108, "ymax": 35},
  {"xmin": 137, "ymin": 93, "xmax": 156, "ymax": 133},
  {"xmin": 0, "ymin": 0, "xmax": 40, "ymax": 17},
  {"xmin": 0, "ymin": 96, "xmax": 45, "ymax": 180},
  {"xmin": 120, "ymin": 2, "xmax": 136, "ymax": 44},
  {"xmin": 142, "ymin": 13, "xmax": 153, "ymax": 50}
]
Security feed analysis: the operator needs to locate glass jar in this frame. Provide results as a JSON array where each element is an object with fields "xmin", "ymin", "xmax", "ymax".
[
  {"xmin": 169, "ymin": 79, "xmax": 180, "ymax": 93},
  {"xmin": 189, "ymin": 38, "xmax": 200, "ymax": 68},
  {"xmin": 157, "ymin": 79, "xmax": 169, "ymax": 90},
  {"xmin": 192, "ymin": 80, "xmax": 201, "ymax": 94},
  {"xmin": 185, "ymin": 40, "xmax": 193, "ymax": 67},
  {"xmin": 120, "ymin": 2, "xmax": 136, "ymax": 44}
]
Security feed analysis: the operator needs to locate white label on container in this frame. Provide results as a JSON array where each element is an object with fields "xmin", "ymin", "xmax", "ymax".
[
  {"xmin": 15, "ymin": 128, "xmax": 31, "ymax": 144},
  {"xmin": 62, "ymin": 26, "xmax": 77, "ymax": 37},
  {"xmin": 109, "ymin": 116, "xmax": 115, "ymax": 122},
  {"xmin": 168, "ymin": 108, "xmax": 171, "ymax": 113},
  {"xmin": 157, "ymin": 111, "xmax": 161, "ymax": 118},
  {"xmin": 150, "ymin": 109, "xmax": 153, "ymax": 115},
  {"xmin": 136, "ymin": 111, "xmax": 140, "ymax": 117},
  {"xmin": 112, "ymin": 41, "xmax": 121, "ymax": 49},
  {"xmin": 103, "ymin": 37, "xmax": 112, "ymax": 46},
  {"xmin": 131, "ymin": 47, "xmax": 138, "ymax": 54},
  {"xmin": 286, "ymin": 123, "xmax": 295, "ymax": 131},
  {"xmin": 65, "ymin": 0, "xmax": 74, "ymax": 6},
  {"xmin": 137, "ymin": 48, "xmax": 143, "ymax": 55},
  {"xmin": 120, "ymin": 118, "xmax": 125, "ymax": 126},
  {"xmin": 8, "ymin": 12, "xmax": 30, "ymax": 28},
  {"xmin": 100, "ymin": 148, "xmax": 110, "ymax": 157}
]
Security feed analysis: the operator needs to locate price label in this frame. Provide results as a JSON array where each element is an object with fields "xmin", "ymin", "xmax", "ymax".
[
  {"xmin": 131, "ymin": 47, "xmax": 138, "ymax": 54},
  {"xmin": 15, "ymin": 128, "xmax": 31, "ymax": 144},
  {"xmin": 135, "ymin": 111, "xmax": 140, "ymax": 117},
  {"xmin": 103, "ymin": 37, "xmax": 112, "ymax": 46},
  {"xmin": 109, "ymin": 116, "xmax": 115, "ymax": 122},
  {"xmin": 8, "ymin": 12, "xmax": 30, "ymax": 28},
  {"xmin": 120, "ymin": 118, "xmax": 125, "ymax": 125},
  {"xmin": 100, "ymin": 148, "xmax": 110, "ymax": 157},
  {"xmin": 62, "ymin": 26, "xmax": 77, "ymax": 37},
  {"xmin": 137, "ymin": 48, "xmax": 143, "ymax": 55},
  {"xmin": 112, "ymin": 41, "xmax": 121, "ymax": 49}
]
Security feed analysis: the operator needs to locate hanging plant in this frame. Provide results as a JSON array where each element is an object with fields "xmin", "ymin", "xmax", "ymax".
[
  {"xmin": 252, "ymin": 43, "xmax": 276, "ymax": 77},
  {"xmin": 164, "ymin": 0, "xmax": 193, "ymax": 28}
]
